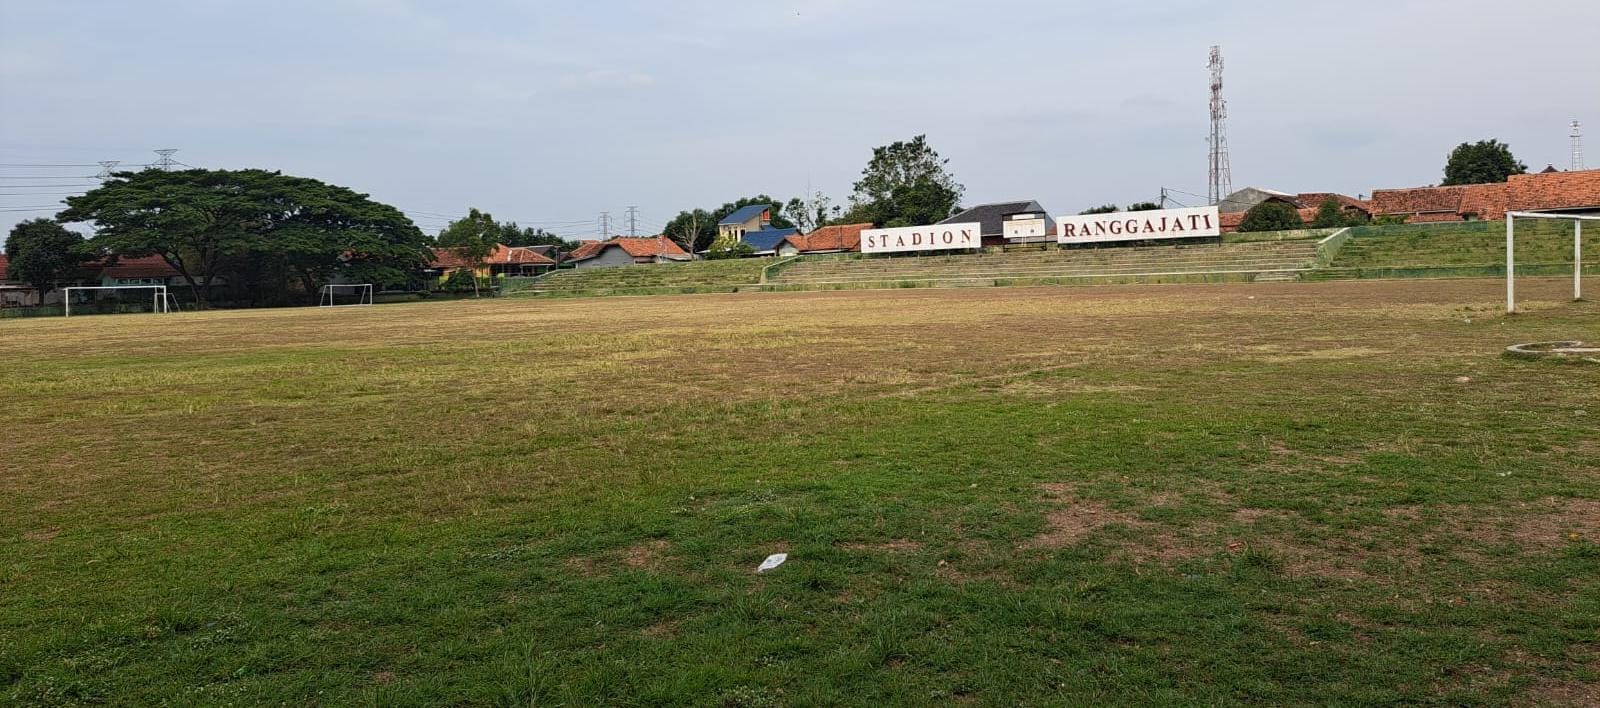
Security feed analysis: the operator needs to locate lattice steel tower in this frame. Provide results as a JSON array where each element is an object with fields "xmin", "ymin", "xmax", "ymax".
[
  {"xmin": 1207, "ymin": 46, "xmax": 1232, "ymax": 206},
  {"xmin": 153, "ymin": 149, "xmax": 179, "ymax": 171},
  {"xmin": 1573, "ymin": 120, "xmax": 1585, "ymax": 171}
]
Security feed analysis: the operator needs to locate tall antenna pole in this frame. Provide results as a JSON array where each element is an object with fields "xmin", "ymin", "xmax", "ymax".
[
  {"xmin": 1207, "ymin": 46, "xmax": 1232, "ymax": 206},
  {"xmin": 1573, "ymin": 120, "xmax": 1585, "ymax": 172},
  {"xmin": 153, "ymin": 149, "xmax": 179, "ymax": 171},
  {"xmin": 96, "ymin": 160, "xmax": 121, "ymax": 180},
  {"xmin": 598, "ymin": 211, "xmax": 611, "ymax": 241},
  {"xmin": 626, "ymin": 205, "xmax": 639, "ymax": 238}
]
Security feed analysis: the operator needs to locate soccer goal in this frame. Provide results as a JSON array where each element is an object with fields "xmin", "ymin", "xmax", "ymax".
[
  {"xmin": 63, "ymin": 285, "xmax": 177, "ymax": 317},
  {"xmin": 1505, "ymin": 211, "xmax": 1596, "ymax": 313},
  {"xmin": 319, "ymin": 283, "xmax": 375, "ymax": 307}
]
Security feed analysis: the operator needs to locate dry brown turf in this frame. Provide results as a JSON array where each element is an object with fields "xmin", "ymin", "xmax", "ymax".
[{"xmin": 1, "ymin": 278, "xmax": 1597, "ymax": 705}]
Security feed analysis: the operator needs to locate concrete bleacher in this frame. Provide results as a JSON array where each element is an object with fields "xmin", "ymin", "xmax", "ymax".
[
  {"xmin": 505, "ymin": 258, "xmax": 772, "ymax": 297},
  {"xmin": 765, "ymin": 239, "xmax": 1322, "ymax": 289}
]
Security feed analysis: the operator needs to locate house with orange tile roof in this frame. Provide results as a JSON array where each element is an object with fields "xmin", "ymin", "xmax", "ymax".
[
  {"xmin": 1370, "ymin": 169, "xmax": 1600, "ymax": 223},
  {"xmin": 568, "ymin": 237, "xmax": 690, "ymax": 269},
  {"xmin": 775, "ymin": 223, "xmax": 870, "ymax": 257},
  {"xmin": 428, "ymin": 243, "xmax": 556, "ymax": 279}
]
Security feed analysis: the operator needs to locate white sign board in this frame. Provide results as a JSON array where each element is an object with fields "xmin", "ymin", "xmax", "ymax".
[
  {"xmin": 861, "ymin": 222, "xmax": 983, "ymax": 254},
  {"xmin": 1057, "ymin": 206, "xmax": 1220, "ymax": 244},
  {"xmin": 1004, "ymin": 216, "xmax": 1049, "ymax": 240}
]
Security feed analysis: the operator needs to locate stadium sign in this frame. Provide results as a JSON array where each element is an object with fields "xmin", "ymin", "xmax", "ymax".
[
  {"xmin": 1056, "ymin": 206, "xmax": 1220, "ymax": 244},
  {"xmin": 861, "ymin": 222, "xmax": 983, "ymax": 254}
]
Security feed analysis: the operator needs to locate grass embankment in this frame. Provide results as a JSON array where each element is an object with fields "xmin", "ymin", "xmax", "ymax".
[
  {"xmin": 3, "ymin": 280, "xmax": 1598, "ymax": 705},
  {"xmin": 1314, "ymin": 220, "xmax": 1600, "ymax": 281}
]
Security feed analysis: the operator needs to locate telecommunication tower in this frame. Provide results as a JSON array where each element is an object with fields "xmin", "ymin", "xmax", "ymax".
[{"xmin": 1207, "ymin": 46, "xmax": 1233, "ymax": 206}]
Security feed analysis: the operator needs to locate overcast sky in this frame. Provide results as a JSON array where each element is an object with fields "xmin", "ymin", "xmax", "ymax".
[{"xmin": 3, "ymin": 0, "xmax": 1597, "ymax": 238}]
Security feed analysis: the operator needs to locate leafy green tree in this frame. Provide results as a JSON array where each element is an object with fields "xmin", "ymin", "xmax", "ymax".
[
  {"xmin": 1310, "ymin": 198, "xmax": 1346, "ymax": 228},
  {"xmin": 1126, "ymin": 202, "xmax": 1162, "ymax": 212},
  {"xmin": 59, "ymin": 169, "xmax": 430, "ymax": 307},
  {"xmin": 1237, "ymin": 201, "xmax": 1305, "ymax": 232},
  {"xmin": 848, "ymin": 135, "xmax": 963, "ymax": 227},
  {"xmin": 497, "ymin": 222, "xmax": 575, "ymax": 250},
  {"xmin": 662, "ymin": 208, "xmax": 715, "ymax": 254},
  {"xmin": 4, "ymin": 219, "xmax": 88, "ymax": 303},
  {"xmin": 1442, "ymin": 139, "xmax": 1527, "ymax": 185},
  {"xmin": 436, "ymin": 208, "xmax": 501, "ymax": 296},
  {"xmin": 784, "ymin": 190, "xmax": 840, "ymax": 233},
  {"xmin": 1079, "ymin": 204, "xmax": 1120, "ymax": 215}
]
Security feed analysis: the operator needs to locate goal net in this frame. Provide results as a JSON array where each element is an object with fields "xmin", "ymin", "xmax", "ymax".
[
  {"xmin": 319, "ymin": 284, "xmax": 375, "ymax": 307},
  {"xmin": 1505, "ymin": 212, "xmax": 1597, "ymax": 313},
  {"xmin": 62, "ymin": 285, "xmax": 177, "ymax": 317}
]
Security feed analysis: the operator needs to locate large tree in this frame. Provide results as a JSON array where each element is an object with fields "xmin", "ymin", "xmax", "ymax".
[
  {"xmin": 58, "ymin": 169, "xmax": 430, "ymax": 307},
  {"xmin": 4, "ymin": 219, "xmax": 88, "ymax": 303},
  {"xmin": 436, "ymin": 208, "xmax": 501, "ymax": 296},
  {"xmin": 847, "ymin": 135, "xmax": 963, "ymax": 227},
  {"xmin": 1442, "ymin": 139, "xmax": 1527, "ymax": 186}
]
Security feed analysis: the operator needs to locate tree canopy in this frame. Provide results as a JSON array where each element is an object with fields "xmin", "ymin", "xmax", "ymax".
[
  {"xmin": 1237, "ymin": 201, "xmax": 1305, "ymax": 233},
  {"xmin": 1079, "ymin": 205, "xmax": 1120, "ymax": 215},
  {"xmin": 58, "ymin": 169, "xmax": 430, "ymax": 307},
  {"xmin": 846, "ymin": 135, "xmax": 963, "ymax": 228},
  {"xmin": 1442, "ymin": 139, "xmax": 1527, "ymax": 186},
  {"xmin": 4, "ymin": 219, "xmax": 88, "ymax": 301}
]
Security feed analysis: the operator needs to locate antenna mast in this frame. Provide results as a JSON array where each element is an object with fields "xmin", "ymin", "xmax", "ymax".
[{"xmin": 1207, "ymin": 46, "xmax": 1232, "ymax": 206}]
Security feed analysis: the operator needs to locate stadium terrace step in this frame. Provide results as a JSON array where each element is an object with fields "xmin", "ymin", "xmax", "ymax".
[{"xmin": 769, "ymin": 241, "xmax": 1320, "ymax": 288}]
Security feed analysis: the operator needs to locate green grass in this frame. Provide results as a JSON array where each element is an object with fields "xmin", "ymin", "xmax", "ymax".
[{"xmin": 3, "ymin": 279, "xmax": 1598, "ymax": 705}]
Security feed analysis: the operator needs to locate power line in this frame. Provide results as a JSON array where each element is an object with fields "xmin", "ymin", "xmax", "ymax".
[{"xmin": 0, "ymin": 163, "xmax": 102, "ymax": 168}]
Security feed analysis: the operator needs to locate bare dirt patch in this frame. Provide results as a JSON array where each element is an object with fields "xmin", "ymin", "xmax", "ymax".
[
  {"xmin": 1027, "ymin": 484, "xmax": 1142, "ymax": 549},
  {"xmin": 838, "ymin": 539, "xmax": 923, "ymax": 553},
  {"xmin": 24, "ymin": 528, "xmax": 61, "ymax": 542},
  {"xmin": 622, "ymin": 539, "xmax": 671, "ymax": 570},
  {"xmin": 641, "ymin": 618, "xmax": 679, "ymax": 639}
]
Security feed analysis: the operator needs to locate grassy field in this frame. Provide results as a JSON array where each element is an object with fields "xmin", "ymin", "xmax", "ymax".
[{"xmin": 3, "ymin": 279, "xmax": 1598, "ymax": 706}]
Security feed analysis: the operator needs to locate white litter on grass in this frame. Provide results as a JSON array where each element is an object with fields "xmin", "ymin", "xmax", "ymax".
[{"xmin": 756, "ymin": 553, "xmax": 788, "ymax": 574}]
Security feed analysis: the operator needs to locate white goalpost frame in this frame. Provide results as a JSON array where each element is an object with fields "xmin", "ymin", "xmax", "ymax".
[
  {"xmin": 1505, "ymin": 211, "xmax": 1595, "ymax": 314},
  {"xmin": 319, "ymin": 283, "xmax": 375, "ymax": 307},
  {"xmin": 62, "ymin": 285, "xmax": 174, "ymax": 317}
]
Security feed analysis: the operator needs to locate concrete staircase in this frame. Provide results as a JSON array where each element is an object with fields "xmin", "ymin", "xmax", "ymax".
[{"xmin": 768, "ymin": 240, "xmax": 1320, "ymax": 289}]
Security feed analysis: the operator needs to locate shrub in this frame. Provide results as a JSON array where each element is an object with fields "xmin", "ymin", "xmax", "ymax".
[
  {"xmin": 705, "ymin": 243, "xmax": 756, "ymax": 260},
  {"xmin": 1238, "ymin": 202, "xmax": 1305, "ymax": 232}
]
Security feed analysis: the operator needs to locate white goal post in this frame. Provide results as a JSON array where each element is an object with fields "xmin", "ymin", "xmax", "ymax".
[
  {"xmin": 319, "ymin": 283, "xmax": 374, "ymax": 307},
  {"xmin": 63, "ymin": 285, "xmax": 176, "ymax": 317},
  {"xmin": 1505, "ymin": 211, "xmax": 1594, "ymax": 313}
]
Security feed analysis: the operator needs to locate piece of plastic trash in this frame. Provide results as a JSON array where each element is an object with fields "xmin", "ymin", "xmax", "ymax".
[{"xmin": 756, "ymin": 553, "xmax": 787, "ymax": 573}]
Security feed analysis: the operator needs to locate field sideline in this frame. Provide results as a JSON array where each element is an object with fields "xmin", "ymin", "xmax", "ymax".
[{"xmin": 3, "ymin": 278, "xmax": 1598, "ymax": 705}]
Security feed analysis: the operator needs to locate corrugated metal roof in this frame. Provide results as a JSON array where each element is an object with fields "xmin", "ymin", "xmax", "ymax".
[
  {"xmin": 718, "ymin": 204, "xmax": 773, "ymax": 226},
  {"xmin": 741, "ymin": 228, "xmax": 798, "ymax": 252}
]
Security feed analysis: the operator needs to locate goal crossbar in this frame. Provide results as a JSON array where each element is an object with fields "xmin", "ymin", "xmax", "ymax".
[
  {"xmin": 63, "ymin": 285, "xmax": 175, "ymax": 317},
  {"xmin": 1505, "ymin": 211, "xmax": 1596, "ymax": 313},
  {"xmin": 319, "ymin": 283, "xmax": 375, "ymax": 307}
]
